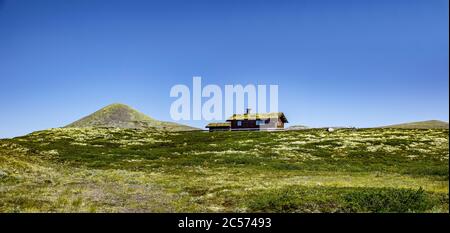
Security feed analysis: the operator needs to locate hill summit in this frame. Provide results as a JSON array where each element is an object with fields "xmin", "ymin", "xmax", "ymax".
[{"xmin": 65, "ymin": 103, "xmax": 198, "ymax": 131}]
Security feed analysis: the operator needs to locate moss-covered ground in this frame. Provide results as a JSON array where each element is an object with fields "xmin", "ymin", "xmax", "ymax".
[{"xmin": 0, "ymin": 128, "xmax": 448, "ymax": 212}]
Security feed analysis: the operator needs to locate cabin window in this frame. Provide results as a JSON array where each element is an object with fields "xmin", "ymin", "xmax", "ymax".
[
  {"xmin": 237, "ymin": 121, "xmax": 242, "ymax": 126},
  {"xmin": 256, "ymin": 120, "xmax": 266, "ymax": 126}
]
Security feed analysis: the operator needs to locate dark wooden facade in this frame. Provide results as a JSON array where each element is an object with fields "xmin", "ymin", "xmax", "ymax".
[{"xmin": 228, "ymin": 118, "xmax": 285, "ymax": 130}]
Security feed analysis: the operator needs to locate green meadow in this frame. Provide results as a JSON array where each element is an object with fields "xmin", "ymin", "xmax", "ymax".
[{"xmin": 0, "ymin": 128, "xmax": 448, "ymax": 213}]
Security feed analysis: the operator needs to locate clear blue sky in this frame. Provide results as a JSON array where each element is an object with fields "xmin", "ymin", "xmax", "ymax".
[{"xmin": 0, "ymin": 0, "xmax": 448, "ymax": 138}]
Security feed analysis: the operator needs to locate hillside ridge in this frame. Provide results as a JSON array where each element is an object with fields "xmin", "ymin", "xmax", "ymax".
[{"xmin": 378, "ymin": 120, "xmax": 449, "ymax": 129}]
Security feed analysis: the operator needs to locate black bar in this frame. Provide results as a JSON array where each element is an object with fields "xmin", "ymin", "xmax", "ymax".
[{"xmin": 0, "ymin": 213, "xmax": 448, "ymax": 232}]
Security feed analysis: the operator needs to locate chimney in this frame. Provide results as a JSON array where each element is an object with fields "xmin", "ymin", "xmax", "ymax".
[{"xmin": 245, "ymin": 108, "xmax": 251, "ymax": 114}]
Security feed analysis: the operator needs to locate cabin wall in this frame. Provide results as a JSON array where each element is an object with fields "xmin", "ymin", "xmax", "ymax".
[
  {"xmin": 209, "ymin": 128, "xmax": 229, "ymax": 132},
  {"xmin": 278, "ymin": 119, "xmax": 284, "ymax": 128},
  {"xmin": 230, "ymin": 120, "xmax": 257, "ymax": 128},
  {"xmin": 229, "ymin": 118, "xmax": 282, "ymax": 130},
  {"xmin": 208, "ymin": 126, "xmax": 231, "ymax": 132}
]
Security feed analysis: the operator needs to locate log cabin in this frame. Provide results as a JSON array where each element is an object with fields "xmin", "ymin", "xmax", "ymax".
[{"xmin": 206, "ymin": 108, "xmax": 288, "ymax": 132}]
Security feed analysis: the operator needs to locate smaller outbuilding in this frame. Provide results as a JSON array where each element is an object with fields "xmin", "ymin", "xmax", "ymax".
[{"xmin": 205, "ymin": 122, "xmax": 231, "ymax": 132}]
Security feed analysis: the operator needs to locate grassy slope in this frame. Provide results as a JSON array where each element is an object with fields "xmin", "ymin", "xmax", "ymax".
[
  {"xmin": 0, "ymin": 128, "xmax": 448, "ymax": 212},
  {"xmin": 379, "ymin": 120, "xmax": 449, "ymax": 129}
]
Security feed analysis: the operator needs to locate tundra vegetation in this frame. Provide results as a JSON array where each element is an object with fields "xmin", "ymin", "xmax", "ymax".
[{"xmin": 0, "ymin": 128, "xmax": 448, "ymax": 213}]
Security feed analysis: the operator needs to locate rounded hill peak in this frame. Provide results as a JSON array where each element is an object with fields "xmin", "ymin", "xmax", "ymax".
[
  {"xmin": 103, "ymin": 103, "xmax": 132, "ymax": 110},
  {"xmin": 65, "ymin": 103, "xmax": 198, "ymax": 131}
]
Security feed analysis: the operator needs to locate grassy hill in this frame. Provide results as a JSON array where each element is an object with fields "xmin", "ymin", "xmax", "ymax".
[
  {"xmin": 287, "ymin": 125, "xmax": 309, "ymax": 130},
  {"xmin": 66, "ymin": 103, "xmax": 199, "ymax": 131},
  {"xmin": 0, "ymin": 128, "xmax": 448, "ymax": 213},
  {"xmin": 379, "ymin": 120, "xmax": 449, "ymax": 129}
]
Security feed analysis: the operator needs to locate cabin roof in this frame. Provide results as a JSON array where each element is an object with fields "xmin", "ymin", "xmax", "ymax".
[
  {"xmin": 226, "ymin": 112, "xmax": 288, "ymax": 123},
  {"xmin": 205, "ymin": 122, "xmax": 231, "ymax": 128}
]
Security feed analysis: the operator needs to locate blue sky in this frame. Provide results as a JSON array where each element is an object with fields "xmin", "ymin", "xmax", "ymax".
[{"xmin": 0, "ymin": 0, "xmax": 448, "ymax": 138}]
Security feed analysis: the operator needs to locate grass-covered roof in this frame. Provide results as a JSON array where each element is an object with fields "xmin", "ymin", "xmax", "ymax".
[
  {"xmin": 226, "ymin": 112, "xmax": 288, "ymax": 123},
  {"xmin": 205, "ymin": 122, "xmax": 231, "ymax": 128}
]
